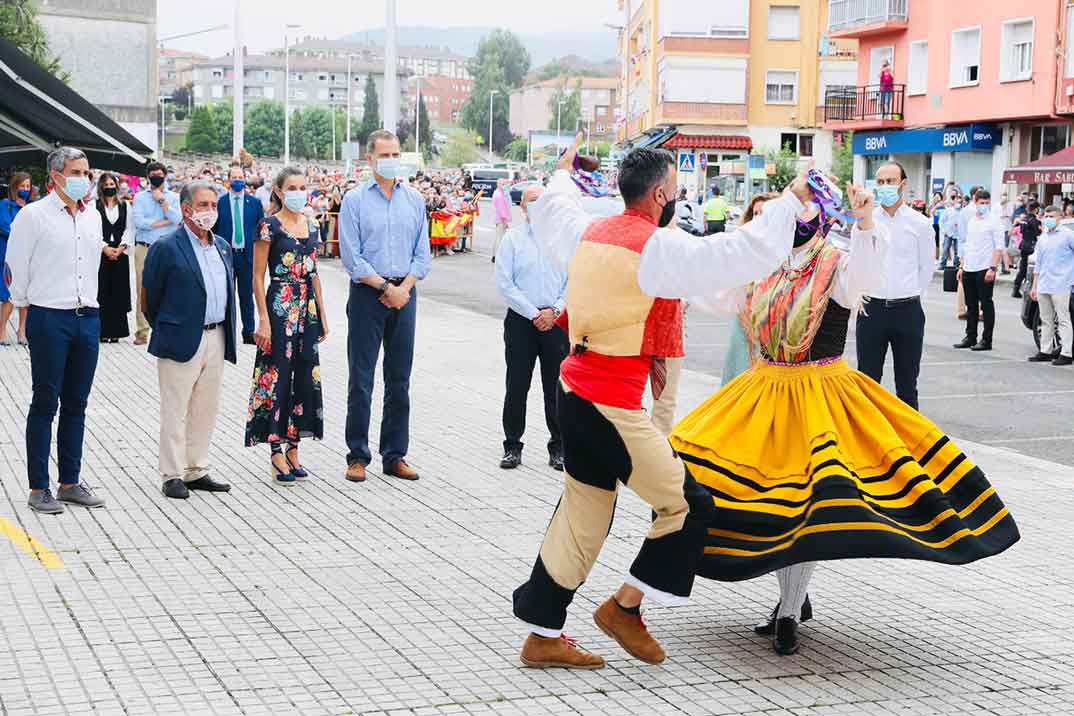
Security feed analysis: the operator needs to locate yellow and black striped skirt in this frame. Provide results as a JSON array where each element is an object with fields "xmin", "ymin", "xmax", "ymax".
[{"xmin": 669, "ymin": 359, "xmax": 1020, "ymax": 582}]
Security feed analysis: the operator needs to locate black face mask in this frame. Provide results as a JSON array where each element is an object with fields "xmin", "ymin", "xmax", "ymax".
[
  {"xmin": 102, "ymin": 187, "xmax": 117, "ymax": 198},
  {"xmin": 658, "ymin": 197, "xmax": 677, "ymax": 228},
  {"xmin": 794, "ymin": 214, "xmax": 821, "ymax": 247},
  {"xmin": 148, "ymin": 175, "xmax": 164, "ymax": 188}
]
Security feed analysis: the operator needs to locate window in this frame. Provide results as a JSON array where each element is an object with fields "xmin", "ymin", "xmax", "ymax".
[
  {"xmin": 1001, "ymin": 18, "xmax": 1034, "ymax": 82},
  {"xmin": 1067, "ymin": 3, "xmax": 1074, "ymax": 77},
  {"xmin": 820, "ymin": 61, "xmax": 858, "ymax": 97},
  {"xmin": 768, "ymin": 6, "xmax": 800, "ymax": 41},
  {"xmin": 317, "ymin": 74, "xmax": 328, "ymax": 82},
  {"xmin": 658, "ymin": 56, "xmax": 747, "ymax": 104},
  {"xmin": 211, "ymin": 69, "xmax": 223, "ymax": 79},
  {"xmin": 211, "ymin": 85, "xmax": 223, "ymax": 99},
  {"xmin": 779, "ymin": 132, "xmax": 797, "ymax": 152},
  {"xmin": 263, "ymin": 71, "xmax": 273, "ymax": 81},
  {"xmin": 950, "ymin": 27, "xmax": 981, "ymax": 87},
  {"xmin": 660, "ymin": 0, "xmax": 749, "ymax": 39},
  {"xmin": 907, "ymin": 41, "xmax": 928, "ymax": 95},
  {"xmin": 765, "ymin": 70, "xmax": 798, "ymax": 104}
]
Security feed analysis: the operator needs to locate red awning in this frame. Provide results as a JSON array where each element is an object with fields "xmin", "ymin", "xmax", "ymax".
[
  {"xmin": 661, "ymin": 133, "xmax": 753, "ymax": 151},
  {"xmin": 1003, "ymin": 145, "xmax": 1074, "ymax": 184}
]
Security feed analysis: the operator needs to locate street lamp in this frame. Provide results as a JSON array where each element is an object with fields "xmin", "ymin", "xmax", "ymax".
[
  {"xmin": 158, "ymin": 24, "xmax": 228, "ymax": 160},
  {"xmin": 488, "ymin": 89, "xmax": 498, "ymax": 156},
  {"xmin": 158, "ymin": 96, "xmax": 171, "ymax": 159},
  {"xmin": 283, "ymin": 23, "xmax": 302, "ymax": 165},
  {"xmin": 346, "ymin": 53, "xmax": 356, "ymax": 175},
  {"xmin": 556, "ymin": 99, "xmax": 567, "ymax": 143}
]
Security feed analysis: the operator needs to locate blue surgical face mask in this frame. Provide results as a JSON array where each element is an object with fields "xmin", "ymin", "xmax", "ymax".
[
  {"xmin": 976, "ymin": 204, "xmax": 989, "ymax": 218},
  {"xmin": 875, "ymin": 185, "xmax": 901, "ymax": 208},
  {"xmin": 230, "ymin": 179, "xmax": 246, "ymax": 193},
  {"xmin": 283, "ymin": 190, "xmax": 307, "ymax": 213},
  {"xmin": 16, "ymin": 189, "xmax": 31, "ymax": 201},
  {"xmin": 376, "ymin": 158, "xmax": 403, "ymax": 180},
  {"xmin": 60, "ymin": 175, "xmax": 91, "ymax": 201},
  {"xmin": 1044, "ymin": 216, "xmax": 1058, "ymax": 231}
]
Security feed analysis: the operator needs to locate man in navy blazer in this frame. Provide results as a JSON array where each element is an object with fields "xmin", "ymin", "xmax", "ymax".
[
  {"xmin": 213, "ymin": 163, "xmax": 264, "ymax": 344},
  {"xmin": 142, "ymin": 180, "xmax": 238, "ymax": 500}
]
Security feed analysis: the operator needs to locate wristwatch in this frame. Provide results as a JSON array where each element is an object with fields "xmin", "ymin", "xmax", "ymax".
[
  {"xmin": 552, "ymin": 307, "xmax": 561, "ymax": 317},
  {"xmin": 377, "ymin": 280, "xmax": 390, "ymax": 294},
  {"xmin": 989, "ymin": 266, "xmax": 997, "ymax": 272}
]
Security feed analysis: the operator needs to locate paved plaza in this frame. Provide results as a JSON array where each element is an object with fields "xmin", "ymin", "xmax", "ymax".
[{"xmin": 0, "ymin": 259, "xmax": 1072, "ymax": 716}]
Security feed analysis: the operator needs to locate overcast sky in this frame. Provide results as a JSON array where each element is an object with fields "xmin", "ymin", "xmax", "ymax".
[{"xmin": 158, "ymin": 0, "xmax": 622, "ymax": 56}]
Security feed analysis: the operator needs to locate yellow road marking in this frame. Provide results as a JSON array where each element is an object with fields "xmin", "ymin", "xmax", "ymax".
[{"xmin": 0, "ymin": 516, "xmax": 64, "ymax": 569}]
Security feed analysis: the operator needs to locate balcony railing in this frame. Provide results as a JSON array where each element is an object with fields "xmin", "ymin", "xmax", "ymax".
[
  {"xmin": 824, "ymin": 84, "xmax": 905, "ymax": 123},
  {"xmin": 828, "ymin": 0, "xmax": 908, "ymax": 33}
]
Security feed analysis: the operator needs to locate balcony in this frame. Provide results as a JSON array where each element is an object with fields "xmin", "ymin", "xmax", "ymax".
[
  {"xmin": 828, "ymin": 0, "xmax": 908, "ymax": 39},
  {"xmin": 823, "ymin": 84, "xmax": 905, "ymax": 130}
]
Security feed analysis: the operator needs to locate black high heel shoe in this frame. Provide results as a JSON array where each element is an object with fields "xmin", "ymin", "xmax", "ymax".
[{"xmin": 753, "ymin": 594, "xmax": 813, "ymax": 635}]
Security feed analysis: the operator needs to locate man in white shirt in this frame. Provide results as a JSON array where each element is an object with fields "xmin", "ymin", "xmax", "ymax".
[
  {"xmin": 855, "ymin": 161, "xmax": 934, "ymax": 409},
  {"xmin": 6, "ymin": 147, "xmax": 107, "ymax": 514},
  {"xmin": 955, "ymin": 190, "xmax": 1005, "ymax": 351}
]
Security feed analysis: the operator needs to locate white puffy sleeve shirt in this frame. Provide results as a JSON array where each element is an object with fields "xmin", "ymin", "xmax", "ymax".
[{"xmin": 529, "ymin": 169, "xmax": 802, "ymax": 300}]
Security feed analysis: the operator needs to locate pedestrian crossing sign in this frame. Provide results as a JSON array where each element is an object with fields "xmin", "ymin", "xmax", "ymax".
[{"xmin": 678, "ymin": 152, "xmax": 696, "ymax": 172}]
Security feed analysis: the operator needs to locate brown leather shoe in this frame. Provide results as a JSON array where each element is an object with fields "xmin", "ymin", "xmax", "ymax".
[
  {"xmin": 345, "ymin": 463, "xmax": 366, "ymax": 483},
  {"xmin": 519, "ymin": 633, "xmax": 604, "ymax": 670},
  {"xmin": 593, "ymin": 597, "xmax": 666, "ymax": 664},
  {"xmin": 385, "ymin": 459, "xmax": 419, "ymax": 481}
]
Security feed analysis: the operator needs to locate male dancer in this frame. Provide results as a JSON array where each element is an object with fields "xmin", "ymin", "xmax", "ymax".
[{"xmin": 513, "ymin": 135, "xmax": 813, "ymax": 669}]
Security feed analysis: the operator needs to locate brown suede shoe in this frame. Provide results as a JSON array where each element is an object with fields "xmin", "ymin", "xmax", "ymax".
[
  {"xmin": 519, "ymin": 633, "xmax": 604, "ymax": 670},
  {"xmin": 133, "ymin": 335, "xmax": 148, "ymax": 346},
  {"xmin": 593, "ymin": 597, "xmax": 666, "ymax": 664},
  {"xmin": 345, "ymin": 463, "xmax": 366, "ymax": 483},
  {"xmin": 385, "ymin": 459, "xmax": 419, "ymax": 481}
]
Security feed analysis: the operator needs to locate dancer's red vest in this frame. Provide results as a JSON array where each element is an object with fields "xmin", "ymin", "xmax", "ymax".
[{"xmin": 565, "ymin": 209, "xmax": 684, "ymax": 359}]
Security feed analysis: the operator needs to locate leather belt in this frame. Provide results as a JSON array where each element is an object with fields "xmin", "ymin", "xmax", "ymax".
[
  {"xmin": 868, "ymin": 296, "xmax": 920, "ymax": 307},
  {"xmin": 73, "ymin": 306, "xmax": 99, "ymax": 317},
  {"xmin": 385, "ymin": 277, "xmax": 406, "ymax": 286},
  {"xmin": 204, "ymin": 322, "xmax": 222, "ymax": 331}
]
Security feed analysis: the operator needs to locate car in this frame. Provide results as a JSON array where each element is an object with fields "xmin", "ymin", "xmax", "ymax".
[
  {"xmin": 1019, "ymin": 273, "xmax": 1074, "ymax": 352},
  {"xmin": 509, "ymin": 181, "xmax": 541, "ymax": 204}
]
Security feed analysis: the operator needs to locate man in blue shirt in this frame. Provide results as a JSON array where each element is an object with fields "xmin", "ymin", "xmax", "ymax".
[
  {"xmin": 213, "ymin": 163, "xmax": 265, "ymax": 344},
  {"xmin": 1028, "ymin": 205, "xmax": 1074, "ymax": 365},
  {"xmin": 131, "ymin": 161, "xmax": 181, "ymax": 345},
  {"xmin": 495, "ymin": 185, "xmax": 568, "ymax": 471},
  {"xmin": 339, "ymin": 130, "xmax": 432, "ymax": 483}
]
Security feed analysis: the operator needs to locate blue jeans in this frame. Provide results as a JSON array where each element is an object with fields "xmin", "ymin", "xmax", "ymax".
[
  {"xmin": 939, "ymin": 234, "xmax": 959, "ymax": 269},
  {"xmin": 345, "ymin": 283, "xmax": 416, "ymax": 468},
  {"xmin": 231, "ymin": 248, "xmax": 255, "ymax": 335},
  {"xmin": 25, "ymin": 306, "xmax": 101, "ymax": 490}
]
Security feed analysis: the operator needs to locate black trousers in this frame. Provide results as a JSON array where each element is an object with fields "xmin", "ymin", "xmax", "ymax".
[
  {"xmin": 1013, "ymin": 252, "xmax": 1032, "ymax": 294},
  {"xmin": 963, "ymin": 270, "xmax": 995, "ymax": 344},
  {"xmin": 855, "ymin": 299, "xmax": 925, "ymax": 410},
  {"xmin": 706, "ymin": 220, "xmax": 726, "ymax": 235},
  {"xmin": 503, "ymin": 310, "xmax": 569, "ymax": 455}
]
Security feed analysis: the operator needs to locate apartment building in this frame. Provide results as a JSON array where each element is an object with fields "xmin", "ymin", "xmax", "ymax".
[
  {"xmin": 825, "ymin": 0, "xmax": 1074, "ymax": 203},
  {"xmin": 508, "ymin": 77, "xmax": 620, "ymax": 142},
  {"xmin": 160, "ymin": 49, "xmax": 206, "ymax": 98},
  {"xmin": 189, "ymin": 54, "xmax": 409, "ymax": 120},
  {"xmin": 615, "ymin": 0, "xmax": 857, "ymax": 200},
  {"xmin": 407, "ymin": 75, "xmax": 475, "ymax": 125}
]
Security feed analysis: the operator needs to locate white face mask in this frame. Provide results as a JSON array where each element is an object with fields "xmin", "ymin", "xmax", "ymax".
[{"xmin": 190, "ymin": 210, "xmax": 218, "ymax": 231}]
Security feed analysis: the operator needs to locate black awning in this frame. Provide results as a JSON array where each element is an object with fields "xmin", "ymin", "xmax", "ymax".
[{"xmin": 0, "ymin": 37, "xmax": 153, "ymax": 175}]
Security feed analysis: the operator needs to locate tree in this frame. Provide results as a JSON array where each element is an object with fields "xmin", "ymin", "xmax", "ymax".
[
  {"xmin": 504, "ymin": 136, "xmax": 529, "ymax": 163},
  {"xmin": 300, "ymin": 106, "xmax": 333, "ymax": 160},
  {"xmin": 0, "ymin": 0, "xmax": 68, "ymax": 80},
  {"xmin": 417, "ymin": 94, "xmax": 433, "ymax": 160},
  {"xmin": 459, "ymin": 29, "xmax": 531, "ymax": 154},
  {"xmin": 831, "ymin": 131, "xmax": 854, "ymax": 194},
  {"xmin": 764, "ymin": 146, "xmax": 799, "ymax": 193},
  {"xmin": 210, "ymin": 102, "xmax": 233, "ymax": 155},
  {"xmin": 171, "ymin": 85, "xmax": 192, "ymax": 120},
  {"xmin": 184, "ymin": 106, "xmax": 218, "ymax": 153},
  {"xmin": 288, "ymin": 108, "xmax": 311, "ymax": 160},
  {"xmin": 245, "ymin": 99, "xmax": 285, "ymax": 157},
  {"xmin": 547, "ymin": 80, "xmax": 582, "ymax": 135},
  {"xmin": 440, "ymin": 129, "xmax": 481, "ymax": 167},
  {"xmin": 396, "ymin": 108, "xmax": 413, "ymax": 149},
  {"xmin": 359, "ymin": 74, "xmax": 380, "ymax": 148}
]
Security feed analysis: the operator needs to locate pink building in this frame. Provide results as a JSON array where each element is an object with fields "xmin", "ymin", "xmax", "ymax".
[{"xmin": 824, "ymin": 0, "xmax": 1074, "ymax": 203}]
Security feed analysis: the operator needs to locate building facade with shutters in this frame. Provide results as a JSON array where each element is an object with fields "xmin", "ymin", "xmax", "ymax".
[
  {"xmin": 508, "ymin": 77, "xmax": 620, "ymax": 143},
  {"xmin": 825, "ymin": 0, "xmax": 1074, "ymax": 204},
  {"xmin": 614, "ymin": 0, "xmax": 857, "ymax": 201}
]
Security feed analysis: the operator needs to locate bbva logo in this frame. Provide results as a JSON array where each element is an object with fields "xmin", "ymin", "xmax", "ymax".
[
  {"xmin": 943, "ymin": 130, "xmax": 969, "ymax": 147},
  {"xmin": 864, "ymin": 136, "xmax": 887, "ymax": 150}
]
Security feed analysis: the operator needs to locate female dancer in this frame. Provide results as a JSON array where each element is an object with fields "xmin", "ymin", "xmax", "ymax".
[{"xmin": 670, "ymin": 181, "xmax": 1020, "ymax": 656}]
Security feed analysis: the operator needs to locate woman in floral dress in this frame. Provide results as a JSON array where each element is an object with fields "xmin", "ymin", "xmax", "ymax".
[{"xmin": 246, "ymin": 167, "xmax": 328, "ymax": 485}]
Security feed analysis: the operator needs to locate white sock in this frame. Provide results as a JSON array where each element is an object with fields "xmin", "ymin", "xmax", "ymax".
[{"xmin": 776, "ymin": 562, "xmax": 816, "ymax": 620}]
